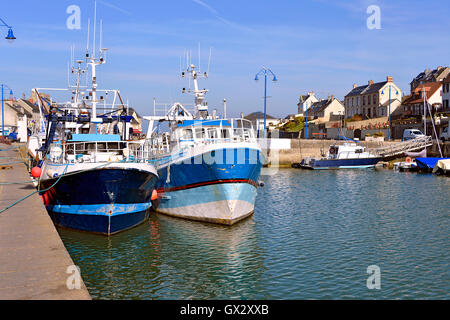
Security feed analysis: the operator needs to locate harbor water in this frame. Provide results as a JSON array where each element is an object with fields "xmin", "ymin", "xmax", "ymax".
[{"xmin": 58, "ymin": 169, "xmax": 449, "ymax": 299}]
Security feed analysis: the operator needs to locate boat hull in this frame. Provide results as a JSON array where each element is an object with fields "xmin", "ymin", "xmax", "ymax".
[
  {"xmin": 298, "ymin": 157, "xmax": 382, "ymax": 170},
  {"xmin": 154, "ymin": 182, "xmax": 257, "ymax": 225},
  {"xmin": 153, "ymin": 146, "xmax": 263, "ymax": 225},
  {"xmin": 39, "ymin": 167, "xmax": 158, "ymax": 235},
  {"xmin": 416, "ymin": 157, "xmax": 447, "ymax": 173}
]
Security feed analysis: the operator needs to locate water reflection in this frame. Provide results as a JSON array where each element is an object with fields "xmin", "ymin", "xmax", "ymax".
[
  {"xmin": 59, "ymin": 212, "xmax": 264, "ymax": 299},
  {"xmin": 59, "ymin": 169, "xmax": 450, "ymax": 299}
]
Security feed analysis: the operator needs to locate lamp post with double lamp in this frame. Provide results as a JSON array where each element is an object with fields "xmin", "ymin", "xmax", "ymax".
[
  {"xmin": 1, "ymin": 85, "xmax": 14, "ymax": 141},
  {"xmin": 337, "ymin": 111, "xmax": 343, "ymax": 139},
  {"xmin": 254, "ymin": 67, "xmax": 277, "ymax": 138},
  {"xmin": 0, "ymin": 17, "xmax": 16, "ymax": 43},
  {"xmin": 305, "ymin": 102, "xmax": 308, "ymax": 139},
  {"xmin": 1, "ymin": 18, "xmax": 16, "ymax": 141},
  {"xmin": 381, "ymin": 85, "xmax": 399, "ymax": 140}
]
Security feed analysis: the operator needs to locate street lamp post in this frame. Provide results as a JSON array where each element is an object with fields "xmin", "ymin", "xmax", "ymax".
[
  {"xmin": 254, "ymin": 67, "xmax": 277, "ymax": 138},
  {"xmin": 382, "ymin": 85, "xmax": 398, "ymax": 140},
  {"xmin": 1, "ymin": 84, "xmax": 14, "ymax": 141},
  {"xmin": 0, "ymin": 17, "xmax": 16, "ymax": 141},
  {"xmin": 389, "ymin": 85, "xmax": 391, "ymax": 140},
  {"xmin": 0, "ymin": 17, "xmax": 16, "ymax": 43},
  {"xmin": 1, "ymin": 84, "xmax": 3, "ymax": 141},
  {"xmin": 305, "ymin": 102, "xmax": 308, "ymax": 139}
]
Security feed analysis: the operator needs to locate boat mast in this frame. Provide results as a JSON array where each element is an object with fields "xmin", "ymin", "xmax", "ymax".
[
  {"xmin": 424, "ymin": 91, "xmax": 443, "ymax": 157},
  {"xmin": 86, "ymin": 0, "xmax": 106, "ymax": 125},
  {"xmin": 183, "ymin": 63, "xmax": 209, "ymax": 119}
]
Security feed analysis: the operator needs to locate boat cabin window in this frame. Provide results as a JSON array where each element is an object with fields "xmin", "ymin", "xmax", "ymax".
[
  {"xmin": 195, "ymin": 128, "xmax": 206, "ymax": 139},
  {"xmin": 355, "ymin": 148, "xmax": 363, "ymax": 153},
  {"xmin": 207, "ymin": 128, "xmax": 218, "ymax": 139},
  {"xmin": 221, "ymin": 129, "xmax": 230, "ymax": 139},
  {"xmin": 329, "ymin": 146, "xmax": 338, "ymax": 155},
  {"xmin": 180, "ymin": 128, "xmax": 193, "ymax": 140}
]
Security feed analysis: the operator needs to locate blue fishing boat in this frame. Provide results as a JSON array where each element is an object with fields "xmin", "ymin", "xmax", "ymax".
[
  {"xmin": 39, "ymin": 135, "xmax": 158, "ymax": 235},
  {"xmin": 415, "ymin": 157, "xmax": 448, "ymax": 172},
  {"xmin": 297, "ymin": 142, "xmax": 382, "ymax": 170},
  {"xmin": 143, "ymin": 64, "xmax": 264, "ymax": 225},
  {"xmin": 34, "ymin": 40, "xmax": 158, "ymax": 235}
]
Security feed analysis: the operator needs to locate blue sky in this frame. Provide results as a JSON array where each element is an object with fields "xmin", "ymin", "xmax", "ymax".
[{"xmin": 1, "ymin": 0, "xmax": 449, "ymax": 118}]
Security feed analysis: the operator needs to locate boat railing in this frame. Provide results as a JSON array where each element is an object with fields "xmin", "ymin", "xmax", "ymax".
[
  {"xmin": 143, "ymin": 120, "xmax": 257, "ymax": 158},
  {"xmin": 335, "ymin": 150, "xmax": 372, "ymax": 159},
  {"xmin": 55, "ymin": 140, "xmax": 151, "ymax": 164},
  {"xmin": 370, "ymin": 136, "xmax": 433, "ymax": 157}
]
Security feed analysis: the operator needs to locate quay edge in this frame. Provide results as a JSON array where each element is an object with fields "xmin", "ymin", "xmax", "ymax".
[{"xmin": 0, "ymin": 143, "xmax": 91, "ymax": 300}]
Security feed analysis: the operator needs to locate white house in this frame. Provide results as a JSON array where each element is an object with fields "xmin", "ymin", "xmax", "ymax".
[
  {"xmin": 297, "ymin": 92, "xmax": 319, "ymax": 115},
  {"xmin": 0, "ymin": 99, "xmax": 34, "ymax": 142},
  {"xmin": 307, "ymin": 95, "xmax": 345, "ymax": 124},
  {"xmin": 344, "ymin": 76, "xmax": 402, "ymax": 119}
]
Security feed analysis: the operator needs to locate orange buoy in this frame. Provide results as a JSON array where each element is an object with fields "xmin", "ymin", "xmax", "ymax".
[
  {"xmin": 151, "ymin": 189, "xmax": 158, "ymax": 201},
  {"xmin": 31, "ymin": 166, "xmax": 42, "ymax": 178},
  {"xmin": 405, "ymin": 157, "xmax": 412, "ymax": 163}
]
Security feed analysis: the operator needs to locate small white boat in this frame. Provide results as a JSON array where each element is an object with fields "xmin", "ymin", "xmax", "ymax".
[{"xmin": 297, "ymin": 142, "xmax": 381, "ymax": 170}]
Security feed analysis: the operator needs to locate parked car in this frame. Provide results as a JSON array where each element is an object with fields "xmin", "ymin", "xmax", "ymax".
[
  {"xmin": 0, "ymin": 126, "xmax": 18, "ymax": 142},
  {"xmin": 403, "ymin": 129, "xmax": 426, "ymax": 141},
  {"xmin": 7, "ymin": 131, "xmax": 18, "ymax": 142},
  {"xmin": 440, "ymin": 126, "xmax": 449, "ymax": 142}
]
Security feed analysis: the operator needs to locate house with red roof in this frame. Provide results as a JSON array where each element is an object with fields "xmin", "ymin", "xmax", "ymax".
[
  {"xmin": 442, "ymin": 74, "xmax": 450, "ymax": 114},
  {"xmin": 401, "ymin": 82, "xmax": 442, "ymax": 117}
]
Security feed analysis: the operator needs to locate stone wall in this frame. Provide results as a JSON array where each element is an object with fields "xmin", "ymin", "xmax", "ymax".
[{"xmin": 264, "ymin": 139, "xmax": 394, "ymax": 167}]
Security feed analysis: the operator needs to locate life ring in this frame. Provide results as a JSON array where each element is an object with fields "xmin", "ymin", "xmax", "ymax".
[
  {"xmin": 329, "ymin": 147, "xmax": 336, "ymax": 155},
  {"xmin": 405, "ymin": 157, "xmax": 412, "ymax": 163}
]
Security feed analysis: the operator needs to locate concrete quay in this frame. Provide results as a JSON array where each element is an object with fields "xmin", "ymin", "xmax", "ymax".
[{"xmin": 0, "ymin": 143, "xmax": 90, "ymax": 300}]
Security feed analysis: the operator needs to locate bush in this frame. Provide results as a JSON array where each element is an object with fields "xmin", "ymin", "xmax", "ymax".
[
  {"xmin": 372, "ymin": 131, "xmax": 385, "ymax": 137},
  {"xmin": 280, "ymin": 116, "xmax": 304, "ymax": 132}
]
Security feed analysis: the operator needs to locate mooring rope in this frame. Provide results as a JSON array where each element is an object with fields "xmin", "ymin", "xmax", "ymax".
[{"xmin": 0, "ymin": 163, "xmax": 69, "ymax": 215}]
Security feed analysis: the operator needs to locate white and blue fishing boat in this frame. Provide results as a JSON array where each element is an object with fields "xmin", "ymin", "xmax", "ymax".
[
  {"xmin": 297, "ymin": 141, "xmax": 382, "ymax": 170},
  {"xmin": 143, "ymin": 64, "xmax": 264, "ymax": 225},
  {"xmin": 34, "ymin": 42, "xmax": 158, "ymax": 235}
]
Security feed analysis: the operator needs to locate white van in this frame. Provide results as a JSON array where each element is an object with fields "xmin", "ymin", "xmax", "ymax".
[
  {"xmin": 403, "ymin": 129, "xmax": 426, "ymax": 141},
  {"xmin": 440, "ymin": 126, "xmax": 449, "ymax": 142}
]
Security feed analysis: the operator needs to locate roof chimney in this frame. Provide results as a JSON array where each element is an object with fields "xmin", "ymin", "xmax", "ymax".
[
  {"xmin": 387, "ymin": 76, "xmax": 393, "ymax": 83},
  {"xmin": 368, "ymin": 80, "xmax": 374, "ymax": 86},
  {"xmin": 331, "ymin": 95, "xmax": 334, "ymax": 101},
  {"xmin": 353, "ymin": 84, "xmax": 357, "ymax": 89}
]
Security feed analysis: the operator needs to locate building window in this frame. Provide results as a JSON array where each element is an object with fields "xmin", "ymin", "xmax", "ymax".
[
  {"xmin": 373, "ymin": 94, "xmax": 377, "ymax": 105},
  {"xmin": 363, "ymin": 96, "xmax": 366, "ymax": 105},
  {"xmin": 368, "ymin": 95, "xmax": 371, "ymax": 105}
]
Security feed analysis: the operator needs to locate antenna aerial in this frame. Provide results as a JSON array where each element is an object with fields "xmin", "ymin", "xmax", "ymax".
[
  {"xmin": 99, "ymin": 19, "xmax": 103, "ymax": 56},
  {"xmin": 86, "ymin": 19, "xmax": 90, "ymax": 55},
  {"xmin": 92, "ymin": 0, "xmax": 97, "ymax": 58},
  {"xmin": 198, "ymin": 42, "xmax": 201, "ymax": 72},
  {"xmin": 207, "ymin": 47, "xmax": 212, "ymax": 76}
]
